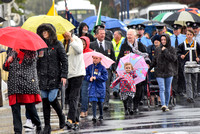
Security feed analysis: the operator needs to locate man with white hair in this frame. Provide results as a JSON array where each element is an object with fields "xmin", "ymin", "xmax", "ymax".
[{"xmin": 116, "ymin": 29, "xmax": 150, "ymax": 114}]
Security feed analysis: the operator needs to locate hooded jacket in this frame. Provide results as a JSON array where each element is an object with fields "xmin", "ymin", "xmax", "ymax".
[
  {"xmin": 78, "ymin": 22, "xmax": 95, "ymax": 42},
  {"xmin": 36, "ymin": 23, "xmax": 68, "ymax": 90},
  {"xmin": 150, "ymin": 34, "xmax": 178, "ymax": 78},
  {"xmin": 80, "ymin": 36, "xmax": 93, "ymax": 53}
]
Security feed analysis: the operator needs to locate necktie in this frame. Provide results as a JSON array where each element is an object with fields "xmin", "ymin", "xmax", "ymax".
[
  {"xmin": 99, "ymin": 42, "xmax": 104, "ymax": 52},
  {"xmin": 175, "ymin": 36, "xmax": 178, "ymax": 48}
]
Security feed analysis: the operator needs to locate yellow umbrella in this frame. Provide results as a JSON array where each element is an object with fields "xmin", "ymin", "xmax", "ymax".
[{"xmin": 21, "ymin": 15, "xmax": 75, "ymax": 36}]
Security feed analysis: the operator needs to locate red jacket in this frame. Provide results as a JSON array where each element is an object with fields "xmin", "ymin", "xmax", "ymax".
[{"xmin": 80, "ymin": 36, "xmax": 93, "ymax": 53}]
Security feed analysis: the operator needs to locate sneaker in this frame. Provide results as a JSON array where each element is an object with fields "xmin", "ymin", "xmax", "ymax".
[
  {"xmin": 92, "ymin": 117, "xmax": 97, "ymax": 122},
  {"xmin": 73, "ymin": 123, "xmax": 79, "ymax": 130},
  {"xmin": 23, "ymin": 119, "xmax": 34, "ymax": 129},
  {"xmin": 161, "ymin": 105, "xmax": 167, "ymax": 112},
  {"xmin": 25, "ymin": 125, "xmax": 36, "ymax": 132},
  {"xmin": 98, "ymin": 116, "xmax": 103, "ymax": 121},
  {"xmin": 165, "ymin": 107, "xmax": 170, "ymax": 112},
  {"xmin": 66, "ymin": 120, "xmax": 74, "ymax": 129}
]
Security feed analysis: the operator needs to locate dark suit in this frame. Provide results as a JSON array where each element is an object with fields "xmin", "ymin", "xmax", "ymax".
[{"xmin": 90, "ymin": 40, "xmax": 116, "ymax": 108}]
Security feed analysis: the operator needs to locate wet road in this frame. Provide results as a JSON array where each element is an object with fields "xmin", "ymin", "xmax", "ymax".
[{"xmin": 1, "ymin": 95, "xmax": 200, "ymax": 134}]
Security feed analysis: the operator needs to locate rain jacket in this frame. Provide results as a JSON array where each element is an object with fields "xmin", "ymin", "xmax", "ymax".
[
  {"xmin": 110, "ymin": 71, "xmax": 137, "ymax": 93},
  {"xmin": 78, "ymin": 22, "xmax": 95, "ymax": 42},
  {"xmin": 80, "ymin": 36, "xmax": 93, "ymax": 53},
  {"xmin": 36, "ymin": 23, "xmax": 68, "ymax": 91},
  {"xmin": 150, "ymin": 34, "xmax": 178, "ymax": 78},
  {"xmin": 85, "ymin": 62, "xmax": 108, "ymax": 102}
]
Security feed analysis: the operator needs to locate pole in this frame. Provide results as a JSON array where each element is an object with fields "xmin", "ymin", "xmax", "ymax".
[
  {"xmin": 2, "ymin": 3, "xmax": 11, "ymax": 27},
  {"xmin": 0, "ymin": 69, "xmax": 3, "ymax": 107},
  {"xmin": 120, "ymin": 0, "xmax": 123, "ymax": 21},
  {"xmin": 127, "ymin": 0, "xmax": 129, "ymax": 19}
]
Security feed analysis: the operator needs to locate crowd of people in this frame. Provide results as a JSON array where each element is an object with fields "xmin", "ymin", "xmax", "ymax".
[{"xmin": 3, "ymin": 18, "xmax": 200, "ymax": 134}]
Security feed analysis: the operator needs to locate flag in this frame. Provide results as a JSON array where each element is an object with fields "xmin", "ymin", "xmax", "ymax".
[
  {"xmin": 47, "ymin": 0, "xmax": 58, "ymax": 16},
  {"xmin": 91, "ymin": 1, "xmax": 102, "ymax": 36}
]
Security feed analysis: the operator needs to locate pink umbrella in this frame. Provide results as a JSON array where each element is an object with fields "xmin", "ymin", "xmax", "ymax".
[
  {"xmin": 83, "ymin": 51, "xmax": 115, "ymax": 68},
  {"xmin": 117, "ymin": 53, "xmax": 148, "ymax": 84}
]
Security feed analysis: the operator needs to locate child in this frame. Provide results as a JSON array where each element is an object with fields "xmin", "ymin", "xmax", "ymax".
[
  {"xmin": 110, "ymin": 62, "xmax": 137, "ymax": 115},
  {"xmin": 85, "ymin": 55, "xmax": 108, "ymax": 122}
]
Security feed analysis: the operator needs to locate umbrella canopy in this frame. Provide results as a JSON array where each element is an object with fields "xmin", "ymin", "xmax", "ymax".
[
  {"xmin": 0, "ymin": 27, "xmax": 47, "ymax": 51},
  {"xmin": 83, "ymin": 51, "xmax": 115, "ymax": 69},
  {"xmin": 83, "ymin": 16, "xmax": 126, "ymax": 31},
  {"xmin": 164, "ymin": 11, "xmax": 200, "ymax": 25},
  {"xmin": 116, "ymin": 53, "xmax": 148, "ymax": 85},
  {"xmin": 153, "ymin": 12, "xmax": 173, "ymax": 22},
  {"xmin": 21, "ymin": 15, "xmax": 75, "ymax": 35},
  {"xmin": 129, "ymin": 18, "xmax": 148, "ymax": 25},
  {"xmin": 178, "ymin": 8, "xmax": 199, "ymax": 14}
]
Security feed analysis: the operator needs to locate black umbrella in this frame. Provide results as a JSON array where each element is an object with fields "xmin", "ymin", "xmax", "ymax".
[
  {"xmin": 0, "ymin": 17, "xmax": 6, "ymax": 23},
  {"xmin": 164, "ymin": 11, "xmax": 200, "ymax": 25}
]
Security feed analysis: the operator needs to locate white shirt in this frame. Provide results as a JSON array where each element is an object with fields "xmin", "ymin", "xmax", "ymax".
[{"xmin": 97, "ymin": 39, "xmax": 105, "ymax": 50}]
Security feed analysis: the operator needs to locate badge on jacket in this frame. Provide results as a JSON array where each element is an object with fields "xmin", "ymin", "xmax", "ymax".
[
  {"xmin": 94, "ymin": 69, "xmax": 98, "ymax": 75},
  {"xmin": 108, "ymin": 49, "xmax": 111, "ymax": 55}
]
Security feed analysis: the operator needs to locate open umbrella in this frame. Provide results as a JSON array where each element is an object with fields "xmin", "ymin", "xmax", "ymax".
[
  {"xmin": 21, "ymin": 15, "xmax": 75, "ymax": 40},
  {"xmin": 116, "ymin": 53, "xmax": 148, "ymax": 85},
  {"xmin": 178, "ymin": 8, "xmax": 199, "ymax": 14},
  {"xmin": 0, "ymin": 27, "xmax": 47, "ymax": 51},
  {"xmin": 153, "ymin": 12, "xmax": 173, "ymax": 22},
  {"xmin": 83, "ymin": 51, "xmax": 115, "ymax": 69},
  {"xmin": 83, "ymin": 16, "xmax": 126, "ymax": 31},
  {"xmin": 164, "ymin": 11, "xmax": 200, "ymax": 25},
  {"xmin": 129, "ymin": 18, "xmax": 148, "ymax": 25}
]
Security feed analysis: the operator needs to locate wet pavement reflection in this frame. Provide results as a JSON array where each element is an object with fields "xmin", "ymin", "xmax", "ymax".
[{"xmin": 54, "ymin": 96, "xmax": 200, "ymax": 134}]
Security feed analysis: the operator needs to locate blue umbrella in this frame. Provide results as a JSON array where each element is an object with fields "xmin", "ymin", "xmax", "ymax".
[
  {"xmin": 83, "ymin": 16, "xmax": 126, "ymax": 31},
  {"xmin": 129, "ymin": 18, "xmax": 148, "ymax": 25}
]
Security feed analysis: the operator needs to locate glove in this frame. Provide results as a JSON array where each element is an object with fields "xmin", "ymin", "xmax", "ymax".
[{"xmin": 17, "ymin": 51, "xmax": 25, "ymax": 64}]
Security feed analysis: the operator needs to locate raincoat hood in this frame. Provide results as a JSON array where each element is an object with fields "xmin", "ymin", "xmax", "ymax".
[
  {"xmin": 160, "ymin": 33, "xmax": 171, "ymax": 48},
  {"xmin": 36, "ymin": 23, "xmax": 57, "ymax": 45},
  {"xmin": 78, "ymin": 22, "xmax": 89, "ymax": 37},
  {"xmin": 80, "ymin": 36, "xmax": 93, "ymax": 53}
]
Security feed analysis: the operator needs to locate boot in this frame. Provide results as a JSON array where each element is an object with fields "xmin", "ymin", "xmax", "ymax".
[
  {"xmin": 42, "ymin": 98, "xmax": 51, "ymax": 134},
  {"xmin": 50, "ymin": 98, "xmax": 65, "ymax": 129},
  {"xmin": 123, "ymin": 100, "xmax": 129, "ymax": 115}
]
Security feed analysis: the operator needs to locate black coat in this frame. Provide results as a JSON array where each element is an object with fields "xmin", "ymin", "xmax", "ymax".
[
  {"xmin": 90, "ymin": 40, "xmax": 116, "ymax": 71},
  {"xmin": 150, "ymin": 34, "xmax": 178, "ymax": 78},
  {"xmin": 37, "ymin": 24, "xmax": 68, "ymax": 91},
  {"xmin": 177, "ymin": 40, "xmax": 200, "ymax": 65}
]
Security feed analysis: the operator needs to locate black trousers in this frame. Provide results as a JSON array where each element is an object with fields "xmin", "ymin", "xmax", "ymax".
[
  {"xmin": 11, "ymin": 103, "xmax": 41, "ymax": 134},
  {"xmin": 133, "ymin": 81, "xmax": 145, "ymax": 109},
  {"xmin": 105, "ymin": 69, "xmax": 112, "ymax": 105},
  {"xmin": 65, "ymin": 76, "xmax": 84, "ymax": 123}
]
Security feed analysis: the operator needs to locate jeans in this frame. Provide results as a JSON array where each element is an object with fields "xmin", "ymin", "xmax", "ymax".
[
  {"xmin": 156, "ymin": 77, "xmax": 173, "ymax": 106},
  {"xmin": 41, "ymin": 89, "xmax": 59, "ymax": 102},
  {"xmin": 81, "ymin": 79, "xmax": 89, "ymax": 112},
  {"xmin": 92, "ymin": 101, "xmax": 103, "ymax": 118}
]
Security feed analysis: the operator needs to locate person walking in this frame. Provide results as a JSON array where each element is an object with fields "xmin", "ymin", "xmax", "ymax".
[
  {"xmin": 177, "ymin": 30, "xmax": 200, "ymax": 103},
  {"xmin": 63, "ymin": 30, "xmax": 86, "ymax": 130},
  {"xmin": 117, "ymin": 29, "xmax": 150, "ymax": 113},
  {"xmin": 78, "ymin": 22, "xmax": 95, "ymax": 42},
  {"xmin": 110, "ymin": 62, "xmax": 137, "ymax": 115},
  {"xmin": 36, "ymin": 23, "xmax": 68, "ymax": 133},
  {"xmin": 3, "ymin": 48, "xmax": 42, "ymax": 134},
  {"xmin": 85, "ymin": 55, "xmax": 108, "ymax": 122},
  {"xmin": 90, "ymin": 26, "xmax": 116, "ymax": 110},
  {"xmin": 150, "ymin": 34, "xmax": 177, "ymax": 112},
  {"xmin": 80, "ymin": 36, "xmax": 93, "ymax": 118}
]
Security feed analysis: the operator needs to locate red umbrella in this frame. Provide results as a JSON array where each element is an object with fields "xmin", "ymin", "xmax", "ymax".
[{"xmin": 0, "ymin": 27, "xmax": 47, "ymax": 51}]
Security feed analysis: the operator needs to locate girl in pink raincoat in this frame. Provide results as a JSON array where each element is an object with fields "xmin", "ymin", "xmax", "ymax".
[{"xmin": 110, "ymin": 62, "xmax": 137, "ymax": 115}]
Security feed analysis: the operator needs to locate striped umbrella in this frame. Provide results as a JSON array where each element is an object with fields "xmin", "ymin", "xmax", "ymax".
[{"xmin": 164, "ymin": 11, "xmax": 200, "ymax": 25}]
